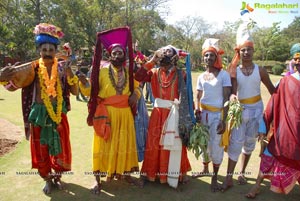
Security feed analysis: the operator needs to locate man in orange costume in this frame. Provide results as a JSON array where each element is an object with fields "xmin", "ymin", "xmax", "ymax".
[{"xmin": 135, "ymin": 45, "xmax": 191, "ymax": 188}]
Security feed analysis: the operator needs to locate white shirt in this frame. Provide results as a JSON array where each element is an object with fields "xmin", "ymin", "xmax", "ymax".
[{"xmin": 196, "ymin": 70, "xmax": 231, "ymax": 109}]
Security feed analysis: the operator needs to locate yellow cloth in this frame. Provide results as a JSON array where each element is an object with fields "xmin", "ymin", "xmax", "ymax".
[
  {"xmin": 239, "ymin": 94, "xmax": 261, "ymax": 104},
  {"xmin": 82, "ymin": 66, "xmax": 139, "ymax": 176},
  {"xmin": 220, "ymin": 120, "xmax": 233, "ymax": 152},
  {"xmin": 80, "ymin": 67, "xmax": 141, "ymax": 98},
  {"xmin": 200, "ymin": 103, "xmax": 222, "ymax": 112},
  {"xmin": 93, "ymin": 95, "xmax": 129, "ymax": 140}
]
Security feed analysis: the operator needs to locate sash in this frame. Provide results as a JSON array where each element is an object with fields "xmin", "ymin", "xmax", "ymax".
[
  {"xmin": 239, "ymin": 94, "xmax": 261, "ymax": 104},
  {"xmin": 200, "ymin": 103, "xmax": 223, "ymax": 112},
  {"xmin": 93, "ymin": 95, "xmax": 129, "ymax": 140},
  {"xmin": 155, "ymin": 98, "xmax": 182, "ymax": 188}
]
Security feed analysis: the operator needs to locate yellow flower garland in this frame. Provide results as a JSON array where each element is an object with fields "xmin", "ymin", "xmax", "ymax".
[
  {"xmin": 39, "ymin": 58, "xmax": 58, "ymax": 97},
  {"xmin": 38, "ymin": 58, "xmax": 63, "ymax": 124},
  {"xmin": 0, "ymin": 81, "xmax": 8, "ymax": 85}
]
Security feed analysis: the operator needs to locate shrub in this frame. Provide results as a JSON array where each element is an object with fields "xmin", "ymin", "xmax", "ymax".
[{"xmin": 272, "ymin": 64, "xmax": 284, "ymax": 75}]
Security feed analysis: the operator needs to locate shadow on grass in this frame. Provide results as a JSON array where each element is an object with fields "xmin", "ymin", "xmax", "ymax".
[
  {"xmin": 45, "ymin": 177, "xmax": 210, "ymax": 201},
  {"xmin": 45, "ymin": 175, "xmax": 300, "ymax": 201}
]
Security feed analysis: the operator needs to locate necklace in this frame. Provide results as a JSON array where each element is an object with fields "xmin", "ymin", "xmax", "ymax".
[
  {"xmin": 108, "ymin": 64, "xmax": 127, "ymax": 94},
  {"xmin": 203, "ymin": 70, "xmax": 219, "ymax": 81},
  {"xmin": 241, "ymin": 64, "xmax": 254, "ymax": 76},
  {"xmin": 38, "ymin": 58, "xmax": 63, "ymax": 124},
  {"xmin": 158, "ymin": 68, "xmax": 177, "ymax": 88}
]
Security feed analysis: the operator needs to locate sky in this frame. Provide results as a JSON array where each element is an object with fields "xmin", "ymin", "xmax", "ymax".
[{"xmin": 164, "ymin": 0, "xmax": 299, "ymax": 30}]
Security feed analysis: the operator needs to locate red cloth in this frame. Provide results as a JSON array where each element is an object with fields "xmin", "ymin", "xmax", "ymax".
[
  {"xmin": 260, "ymin": 154, "xmax": 300, "ymax": 194},
  {"xmin": 264, "ymin": 75, "xmax": 300, "ymax": 171},
  {"xmin": 136, "ymin": 67, "xmax": 191, "ymax": 182},
  {"xmin": 30, "ymin": 114, "xmax": 71, "ymax": 177}
]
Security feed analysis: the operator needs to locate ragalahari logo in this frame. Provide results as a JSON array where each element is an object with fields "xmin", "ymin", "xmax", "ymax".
[{"xmin": 240, "ymin": 1, "xmax": 254, "ymax": 16}]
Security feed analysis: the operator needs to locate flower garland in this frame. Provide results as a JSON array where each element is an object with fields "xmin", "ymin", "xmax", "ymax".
[
  {"xmin": 33, "ymin": 23, "xmax": 64, "ymax": 39},
  {"xmin": 39, "ymin": 58, "xmax": 58, "ymax": 97},
  {"xmin": 38, "ymin": 58, "xmax": 63, "ymax": 124}
]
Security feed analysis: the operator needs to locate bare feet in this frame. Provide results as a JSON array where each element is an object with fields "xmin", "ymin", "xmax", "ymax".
[
  {"xmin": 245, "ymin": 184, "xmax": 260, "ymax": 199},
  {"xmin": 124, "ymin": 175, "xmax": 136, "ymax": 185},
  {"xmin": 54, "ymin": 177, "xmax": 65, "ymax": 190},
  {"xmin": 90, "ymin": 182, "xmax": 102, "ymax": 195},
  {"xmin": 237, "ymin": 175, "xmax": 247, "ymax": 185},
  {"xmin": 192, "ymin": 170, "xmax": 210, "ymax": 178},
  {"xmin": 221, "ymin": 176, "xmax": 233, "ymax": 192},
  {"xmin": 43, "ymin": 180, "xmax": 53, "ymax": 194},
  {"xmin": 134, "ymin": 177, "xmax": 146, "ymax": 188},
  {"xmin": 179, "ymin": 175, "xmax": 189, "ymax": 184},
  {"xmin": 211, "ymin": 176, "xmax": 221, "ymax": 192},
  {"xmin": 125, "ymin": 175, "xmax": 146, "ymax": 188}
]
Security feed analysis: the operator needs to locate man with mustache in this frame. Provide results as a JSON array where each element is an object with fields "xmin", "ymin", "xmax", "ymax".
[
  {"xmin": 0, "ymin": 23, "xmax": 78, "ymax": 194},
  {"xmin": 78, "ymin": 27, "xmax": 141, "ymax": 194},
  {"xmin": 193, "ymin": 38, "xmax": 231, "ymax": 192},
  {"xmin": 135, "ymin": 45, "xmax": 192, "ymax": 189}
]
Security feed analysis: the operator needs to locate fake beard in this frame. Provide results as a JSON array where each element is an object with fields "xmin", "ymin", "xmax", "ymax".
[
  {"xmin": 43, "ymin": 55, "xmax": 54, "ymax": 60},
  {"xmin": 110, "ymin": 57, "xmax": 126, "ymax": 67},
  {"xmin": 159, "ymin": 56, "xmax": 172, "ymax": 66}
]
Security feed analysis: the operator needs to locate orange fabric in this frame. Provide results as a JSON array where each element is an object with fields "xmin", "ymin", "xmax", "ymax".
[
  {"xmin": 30, "ymin": 113, "xmax": 71, "ymax": 178},
  {"xmin": 227, "ymin": 40, "xmax": 254, "ymax": 78},
  {"xmin": 202, "ymin": 47, "xmax": 224, "ymax": 69},
  {"xmin": 143, "ymin": 61, "xmax": 155, "ymax": 71},
  {"xmin": 93, "ymin": 95, "xmax": 129, "ymax": 140},
  {"xmin": 141, "ymin": 68, "xmax": 191, "ymax": 182}
]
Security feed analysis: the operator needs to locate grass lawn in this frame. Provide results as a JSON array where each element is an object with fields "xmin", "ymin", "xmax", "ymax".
[{"xmin": 0, "ymin": 72, "xmax": 299, "ymax": 201}]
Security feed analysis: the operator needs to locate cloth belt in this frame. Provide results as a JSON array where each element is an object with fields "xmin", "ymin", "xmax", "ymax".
[
  {"xmin": 239, "ymin": 94, "xmax": 261, "ymax": 104},
  {"xmin": 154, "ymin": 98, "xmax": 182, "ymax": 188},
  {"xmin": 200, "ymin": 103, "xmax": 223, "ymax": 112},
  {"xmin": 93, "ymin": 95, "xmax": 129, "ymax": 140}
]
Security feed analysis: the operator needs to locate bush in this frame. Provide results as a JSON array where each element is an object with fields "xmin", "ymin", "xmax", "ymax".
[{"xmin": 272, "ymin": 64, "xmax": 285, "ymax": 75}]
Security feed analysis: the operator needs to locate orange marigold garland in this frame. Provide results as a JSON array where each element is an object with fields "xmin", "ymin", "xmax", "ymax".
[{"xmin": 38, "ymin": 58, "xmax": 63, "ymax": 124}]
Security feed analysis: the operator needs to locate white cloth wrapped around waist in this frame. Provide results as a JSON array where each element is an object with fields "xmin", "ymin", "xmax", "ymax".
[{"xmin": 155, "ymin": 98, "xmax": 182, "ymax": 151}]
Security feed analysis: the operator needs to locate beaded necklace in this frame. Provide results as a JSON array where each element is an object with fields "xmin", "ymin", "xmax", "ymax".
[
  {"xmin": 158, "ymin": 68, "xmax": 177, "ymax": 88},
  {"xmin": 108, "ymin": 64, "xmax": 127, "ymax": 94}
]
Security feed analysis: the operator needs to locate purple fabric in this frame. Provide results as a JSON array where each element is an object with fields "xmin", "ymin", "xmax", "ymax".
[
  {"xmin": 99, "ymin": 28, "xmax": 129, "ymax": 51},
  {"xmin": 87, "ymin": 26, "xmax": 134, "ymax": 126}
]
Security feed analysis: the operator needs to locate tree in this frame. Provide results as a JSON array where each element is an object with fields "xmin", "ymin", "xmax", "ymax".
[{"xmin": 253, "ymin": 22, "xmax": 289, "ymax": 63}]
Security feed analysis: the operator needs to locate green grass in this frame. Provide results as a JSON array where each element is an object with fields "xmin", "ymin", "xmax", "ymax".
[{"xmin": 0, "ymin": 73, "xmax": 299, "ymax": 201}]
